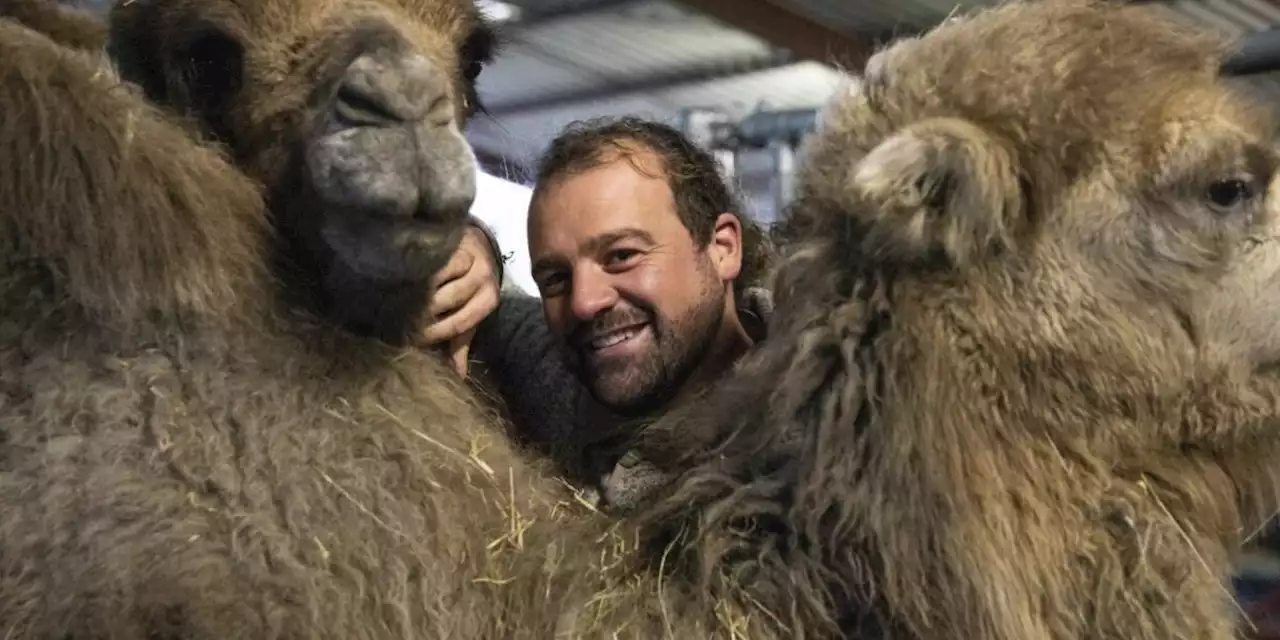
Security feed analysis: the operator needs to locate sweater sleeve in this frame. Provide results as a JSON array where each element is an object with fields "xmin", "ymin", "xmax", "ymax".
[{"xmin": 471, "ymin": 291, "xmax": 606, "ymax": 480}]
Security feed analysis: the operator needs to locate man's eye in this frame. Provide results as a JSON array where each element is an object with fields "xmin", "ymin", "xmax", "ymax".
[{"xmin": 607, "ymin": 249, "xmax": 639, "ymax": 264}]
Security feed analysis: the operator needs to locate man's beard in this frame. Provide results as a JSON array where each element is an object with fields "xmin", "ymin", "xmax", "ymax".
[{"xmin": 563, "ymin": 275, "xmax": 725, "ymax": 417}]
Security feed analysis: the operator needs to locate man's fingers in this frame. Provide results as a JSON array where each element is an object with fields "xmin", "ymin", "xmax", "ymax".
[
  {"xmin": 421, "ymin": 284, "xmax": 498, "ymax": 345},
  {"xmin": 427, "ymin": 272, "xmax": 481, "ymax": 319},
  {"xmin": 448, "ymin": 329, "xmax": 476, "ymax": 377},
  {"xmin": 421, "ymin": 314, "xmax": 462, "ymax": 346},
  {"xmin": 430, "ymin": 248, "xmax": 475, "ymax": 288}
]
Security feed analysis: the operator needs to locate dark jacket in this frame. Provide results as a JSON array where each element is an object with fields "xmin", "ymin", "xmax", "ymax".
[{"xmin": 471, "ymin": 284, "xmax": 773, "ymax": 508}]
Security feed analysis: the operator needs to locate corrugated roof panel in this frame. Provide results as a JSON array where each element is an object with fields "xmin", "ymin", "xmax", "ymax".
[
  {"xmin": 471, "ymin": 60, "xmax": 844, "ymax": 164},
  {"xmin": 765, "ymin": 0, "xmax": 1003, "ymax": 37},
  {"xmin": 1231, "ymin": 0, "xmax": 1280, "ymax": 23},
  {"xmin": 1165, "ymin": 0, "xmax": 1280, "ymax": 31},
  {"xmin": 510, "ymin": 0, "xmax": 781, "ymax": 80},
  {"xmin": 649, "ymin": 60, "xmax": 843, "ymax": 115},
  {"xmin": 505, "ymin": 0, "xmax": 611, "ymax": 12},
  {"xmin": 468, "ymin": 91, "xmax": 672, "ymax": 164},
  {"xmin": 473, "ymin": 0, "xmax": 1280, "ymax": 164},
  {"xmin": 475, "ymin": 42, "xmax": 604, "ymax": 105},
  {"xmin": 774, "ymin": 0, "xmax": 1280, "ymax": 40}
]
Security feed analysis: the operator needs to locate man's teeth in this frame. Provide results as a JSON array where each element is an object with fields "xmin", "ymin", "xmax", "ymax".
[{"xmin": 591, "ymin": 327, "xmax": 642, "ymax": 349}]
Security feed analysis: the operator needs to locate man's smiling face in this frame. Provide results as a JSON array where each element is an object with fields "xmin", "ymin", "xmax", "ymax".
[{"xmin": 529, "ymin": 146, "xmax": 726, "ymax": 415}]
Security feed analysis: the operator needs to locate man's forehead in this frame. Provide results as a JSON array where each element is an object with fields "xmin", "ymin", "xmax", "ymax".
[
  {"xmin": 545, "ymin": 150, "xmax": 668, "ymax": 201},
  {"xmin": 532, "ymin": 157, "xmax": 679, "ymax": 238}
]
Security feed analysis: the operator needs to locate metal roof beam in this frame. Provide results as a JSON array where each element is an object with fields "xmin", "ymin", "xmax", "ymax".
[
  {"xmin": 1223, "ymin": 28, "xmax": 1280, "ymax": 76},
  {"xmin": 505, "ymin": 0, "xmax": 644, "ymax": 29},
  {"xmin": 483, "ymin": 49, "xmax": 796, "ymax": 116},
  {"xmin": 669, "ymin": 0, "xmax": 876, "ymax": 67}
]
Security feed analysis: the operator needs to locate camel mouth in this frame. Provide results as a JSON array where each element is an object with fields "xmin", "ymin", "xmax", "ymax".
[
  {"xmin": 301, "ymin": 122, "xmax": 475, "ymax": 284},
  {"xmin": 318, "ymin": 207, "xmax": 464, "ymax": 283}
]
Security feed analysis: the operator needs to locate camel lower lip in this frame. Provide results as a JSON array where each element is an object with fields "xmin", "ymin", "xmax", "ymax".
[
  {"xmin": 359, "ymin": 209, "xmax": 447, "ymax": 226},
  {"xmin": 366, "ymin": 213, "xmax": 456, "ymax": 239}
]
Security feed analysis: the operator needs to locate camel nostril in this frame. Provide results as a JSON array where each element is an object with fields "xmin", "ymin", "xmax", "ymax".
[
  {"xmin": 425, "ymin": 94, "xmax": 453, "ymax": 128},
  {"xmin": 335, "ymin": 51, "xmax": 452, "ymax": 129},
  {"xmin": 333, "ymin": 85, "xmax": 404, "ymax": 127}
]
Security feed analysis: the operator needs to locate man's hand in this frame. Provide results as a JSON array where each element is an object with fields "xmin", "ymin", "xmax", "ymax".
[{"xmin": 420, "ymin": 225, "xmax": 502, "ymax": 376}]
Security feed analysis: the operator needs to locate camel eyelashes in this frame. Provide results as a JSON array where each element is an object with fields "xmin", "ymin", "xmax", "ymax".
[
  {"xmin": 914, "ymin": 172, "xmax": 954, "ymax": 212},
  {"xmin": 458, "ymin": 23, "xmax": 496, "ymax": 117},
  {"xmin": 1205, "ymin": 177, "xmax": 1255, "ymax": 214},
  {"xmin": 462, "ymin": 23, "xmax": 497, "ymax": 74}
]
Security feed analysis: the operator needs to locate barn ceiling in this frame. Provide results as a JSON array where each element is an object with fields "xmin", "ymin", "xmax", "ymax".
[
  {"xmin": 58, "ymin": 0, "xmax": 1280, "ymax": 181},
  {"xmin": 469, "ymin": 0, "xmax": 1280, "ymax": 181}
]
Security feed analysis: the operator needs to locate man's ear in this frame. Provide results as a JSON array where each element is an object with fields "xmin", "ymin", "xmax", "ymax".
[{"xmin": 707, "ymin": 212, "xmax": 743, "ymax": 281}]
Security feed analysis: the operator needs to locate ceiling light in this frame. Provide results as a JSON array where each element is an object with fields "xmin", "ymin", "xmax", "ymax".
[{"xmin": 477, "ymin": 0, "xmax": 521, "ymax": 23}]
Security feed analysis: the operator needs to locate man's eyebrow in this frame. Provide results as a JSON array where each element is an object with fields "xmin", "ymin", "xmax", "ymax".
[
  {"xmin": 532, "ymin": 228, "xmax": 657, "ymax": 276},
  {"xmin": 583, "ymin": 228, "xmax": 656, "ymax": 254}
]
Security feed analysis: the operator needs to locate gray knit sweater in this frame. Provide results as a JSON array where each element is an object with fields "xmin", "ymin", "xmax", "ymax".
[{"xmin": 470, "ymin": 284, "xmax": 773, "ymax": 507}]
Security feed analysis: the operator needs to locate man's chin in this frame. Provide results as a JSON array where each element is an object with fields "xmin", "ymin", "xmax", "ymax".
[{"xmin": 587, "ymin": 380, "xmax": 664, "ymax": 417}]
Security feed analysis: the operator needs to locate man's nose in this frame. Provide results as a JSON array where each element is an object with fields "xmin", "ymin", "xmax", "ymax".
[{"xmin": 570, "ymin": 269, "xmax": 619, "ymax": 321}]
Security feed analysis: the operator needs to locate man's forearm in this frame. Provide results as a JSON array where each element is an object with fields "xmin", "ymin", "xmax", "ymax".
[{"xmin": 471, "ymin": 292, "xmax": 603, "ymax": 478}]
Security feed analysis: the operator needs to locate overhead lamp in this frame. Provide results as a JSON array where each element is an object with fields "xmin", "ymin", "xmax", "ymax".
[{"xmin": 477, "ymin": 0, "xmax": 521, "ymax": 23}]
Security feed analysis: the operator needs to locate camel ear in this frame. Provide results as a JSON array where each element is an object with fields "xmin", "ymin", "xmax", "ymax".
[{"xmin": 850, "ymin": 117, "xmax": 1025, "ymax": 269}]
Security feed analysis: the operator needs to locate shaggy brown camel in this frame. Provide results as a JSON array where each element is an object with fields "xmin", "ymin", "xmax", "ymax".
[
  {"xmin": 4, "ymin": 0, "xmax": 1280, "ymax": 638},
  {"xmin": 611, "ymin": 1, "xmax": 1280, "ymax": 638},
  {"xmin": 0, "ymin": 0, "xmax": 587, "ymax": 637}
]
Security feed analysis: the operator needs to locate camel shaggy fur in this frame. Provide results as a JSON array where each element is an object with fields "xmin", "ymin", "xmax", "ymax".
[
  {"xmin": 610, "ymin": 1, "xmax": 1280, "ymax": 638},
  {"xmin": 0, "ymin": 1, "xmax": 594, "ymax": 637},
  {"xmin": 0, "ymin": 0, "xmax": 105, "ymax": 50}
]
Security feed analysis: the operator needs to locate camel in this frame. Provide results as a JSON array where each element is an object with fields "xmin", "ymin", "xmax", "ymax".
[
  {"xmin": 607, "ymin": 1, "xmax": 1280, "ymax": 637},
  {"xmin": 4, "ymin": 0, "xmax": 1280, "ymax": 638},
  {"xmin": 0, "ymin": 0, "xmax": 590, "ymax": 637}
]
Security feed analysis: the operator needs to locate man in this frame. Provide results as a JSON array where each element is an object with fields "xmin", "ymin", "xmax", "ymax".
[{"xmin": 428, "ymin": 116, "xmax": 774, "ymax": 509}]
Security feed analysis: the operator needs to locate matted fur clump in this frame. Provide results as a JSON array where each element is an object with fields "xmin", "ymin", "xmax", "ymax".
[
  {"xmin": 0, "ymin": 0, "xmax": 105, "ymax": 50},
  {"xmin": 617, "ymin": 1, "xmax": 1280, "ymax": 638}
]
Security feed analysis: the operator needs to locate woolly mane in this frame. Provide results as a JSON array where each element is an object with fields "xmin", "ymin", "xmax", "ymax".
[
  {"xmin": 0, "ymin": 0, "xmax": 107, "ymax": 50},
  {"xmin": 622, "ymin": 2, "xmax": 1280, "ymax": 638},
  {"xmin": 0, "ymin": 21, "xmax": 267, "ymax": 329}
]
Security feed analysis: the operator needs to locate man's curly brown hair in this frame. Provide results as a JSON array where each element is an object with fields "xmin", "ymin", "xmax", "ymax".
[{"xmin": 533, "ymin": 116, "xmax": 774, "ymax": 298}]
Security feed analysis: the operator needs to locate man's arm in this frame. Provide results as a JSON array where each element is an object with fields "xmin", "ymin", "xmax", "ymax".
[
  {"xmin": 471, "ymin": 292, "xmax": 597, "ymax": 473},
  {"xmin": 459, "ymin": 225, "xmax": 611, "ymax": 485}
]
